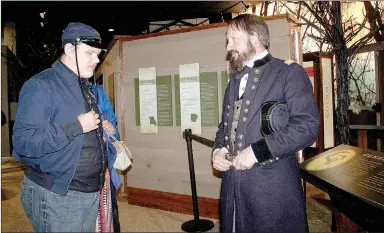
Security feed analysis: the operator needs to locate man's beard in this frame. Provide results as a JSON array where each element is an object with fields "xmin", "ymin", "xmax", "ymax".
[{"xmin": 226, "ymin": 41, "xmax": 256, "ymax": 74}]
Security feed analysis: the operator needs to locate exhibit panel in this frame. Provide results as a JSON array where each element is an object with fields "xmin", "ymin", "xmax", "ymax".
[{"xmin": 122, "ymin": 26, "xmax": 226, "ymax": 198}]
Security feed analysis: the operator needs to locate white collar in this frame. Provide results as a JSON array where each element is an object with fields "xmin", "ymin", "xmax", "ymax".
[{"xmin": 246, "ymin": 50, "xmax": 269, "ymax": 67}]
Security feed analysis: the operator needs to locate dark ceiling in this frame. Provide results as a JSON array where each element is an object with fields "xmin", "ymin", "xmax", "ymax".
[{"xmin": 2, "ymin": 1, "xmax": 256, "ymax": 48}]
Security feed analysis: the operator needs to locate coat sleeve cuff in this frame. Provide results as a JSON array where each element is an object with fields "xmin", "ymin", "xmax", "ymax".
[
  {"xmin": 212, "ymin": 142, "xmax": 222, "ymax": 156},
  {"xmin": 251, "ymin": 138, "xmax": 273, "ymax": 163},
  {"xmin": 212, "ymin": 142, "xmax": 223, "ymax": 150},
  {"xmin": 61, "ymin": 119, "xmax": 83, "ymax": 140}
]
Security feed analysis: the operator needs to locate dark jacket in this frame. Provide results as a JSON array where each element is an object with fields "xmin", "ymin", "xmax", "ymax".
[
  {"xmin": 215, "ymin": 56, "xmax": 320, "ymax": 232},
  {"xmin": 13, "ymin": 60, "xmax": 88, "ymax": 195}
]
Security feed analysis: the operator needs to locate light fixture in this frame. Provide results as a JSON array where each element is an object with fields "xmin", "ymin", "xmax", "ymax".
[{"xmin": 108, "ymin": 28, "xmax": 114, "ymax": 32}]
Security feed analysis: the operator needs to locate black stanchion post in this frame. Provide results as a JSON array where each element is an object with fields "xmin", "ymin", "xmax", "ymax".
[{"xmin": 181, "ymin": 129, "xmax": 214, "ymax": 232}]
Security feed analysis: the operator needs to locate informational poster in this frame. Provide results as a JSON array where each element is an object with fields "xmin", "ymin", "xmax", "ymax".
[
  {"xmin": 139, "ymin": 67, "xmax": 158, "ymax": 133},
  {"xmin": 221, "ymin": 71, "xmax": 229, "ymax": 101},
  {"xmin": 200, "ymin": 72, "xmax": 219, "ymax": 126},
  {"xmin": 156, "ymin": 75, "xmax": 173, "ymax": 126},
  {"xmin": 134, "ymin": 78, "xmax": 140, "ymax": 126},
  {"xmin": 179, "ymin": 63, "xmax": 201, "ymax": 135},
  {"xmin": 321, "ymin": 58, "xmax": 335, "ymax": 149}
]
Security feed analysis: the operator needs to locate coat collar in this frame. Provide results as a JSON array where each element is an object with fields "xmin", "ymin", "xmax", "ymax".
[
  {"xmin": 245, "ymin": 50, "xmax": 269, "ymax": 67},
  {"xmin": 52, "ymin": 60, "xmax": 79, "ymax": 87},
  {"xmin": 234, "ymin": 53, "xmax": 273, "ymax": 80}
]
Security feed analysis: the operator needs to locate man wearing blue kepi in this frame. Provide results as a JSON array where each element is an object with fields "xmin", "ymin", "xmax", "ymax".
[
  {"xmin": 212, "ymin": 14, "xmax": 320, "ymax": 232},
  {"xmin": 12, "ymin": 22, "xmax": 117, "ymax": 232}
]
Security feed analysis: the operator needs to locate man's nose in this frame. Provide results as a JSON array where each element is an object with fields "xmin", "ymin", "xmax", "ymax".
[{"xmin": 226, "ymin": 43, "xmax": 231, "ymax": 51}]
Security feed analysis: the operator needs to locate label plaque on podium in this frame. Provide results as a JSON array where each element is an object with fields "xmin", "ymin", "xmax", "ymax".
[{"xmin": 300, "ymin": 144, "xmax": 384, "ymax": 210}]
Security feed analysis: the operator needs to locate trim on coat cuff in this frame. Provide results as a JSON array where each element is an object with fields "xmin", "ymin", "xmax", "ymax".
[
  {"xmin": 61, "ymin": 119, "xmax": 83, "ymax": 141},
  {"xmin": 251, "ymin": 138, "xmax": 273, "ymax": 163}
]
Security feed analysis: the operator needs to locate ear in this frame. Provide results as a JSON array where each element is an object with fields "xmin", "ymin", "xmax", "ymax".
[
  {"xmin": 249, "ymin": 33, "xmax": 259, "ymax": 46},
  {"xmin": 63, "ymin": 43, "xmax": 75, "ymax": 58}
]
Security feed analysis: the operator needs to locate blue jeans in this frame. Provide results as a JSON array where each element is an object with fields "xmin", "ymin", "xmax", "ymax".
[{"xmin": 20, "ymin": 176, "xmax": 100, "ymax": 232}]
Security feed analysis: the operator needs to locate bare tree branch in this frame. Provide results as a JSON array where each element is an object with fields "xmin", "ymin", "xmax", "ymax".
[
  {"xmin": 349, "ymin": 52, "xmax": 376, "ymax": 106},
  {"xmin": 344, "ymin": 18, "xmax": 369, "ymax": 44},
  {"xmin": 279, "ymin": 1, "xmax": 382, "ymax": 143},
  {"xmin": 364, "ymin": 1, "xmax": 384, "ymax": 42},
  {"xmin": 302, "ymin": 1, "xmax": 333, "ymax": 34},
  {"xmin": 296, "ymin": 1, "xmax": 301, "ymax": 20},
  {"xmin": 348, "ymin": 30, "xmax": 375, "ymax": 55}
]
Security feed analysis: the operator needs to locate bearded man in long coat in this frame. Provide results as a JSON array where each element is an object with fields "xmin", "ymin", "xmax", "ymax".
[{"xmin": 212, "ymin": 14, "xmax": 320, "ymax": 232}]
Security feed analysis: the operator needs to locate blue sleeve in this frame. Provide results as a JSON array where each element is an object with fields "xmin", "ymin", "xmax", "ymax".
[
  {"xmin": 95, "ymin": 85, "xmax": 120, "ymax": 140},
  {"xmin": 12, "ymin": 79, "xmax": 80, "ymax": 158},
  {"xmin": 251, "ymin": 64, "xmax": 320, "ymax": 162}
]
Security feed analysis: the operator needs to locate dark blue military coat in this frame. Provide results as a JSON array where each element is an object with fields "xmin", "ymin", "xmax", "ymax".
[{"xmin": 214, "ymin": 55, "xmax": 320, "ymax": 232}]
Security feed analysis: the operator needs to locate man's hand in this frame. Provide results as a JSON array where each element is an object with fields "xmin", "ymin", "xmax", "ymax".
[
  {"xmin": 232, "ymin": 146, "xmax": 257, "ymax": 170},
  {"xmin": 102, "ymin": 120, "xmax": 115, "ymax": 136},
  {"xmin": 77, "ymin": 110, "xmax": 100, "ymax": 133},
  {"xmin": 212, "ymin": 147, "xmax": 232, "ymax": 172}
]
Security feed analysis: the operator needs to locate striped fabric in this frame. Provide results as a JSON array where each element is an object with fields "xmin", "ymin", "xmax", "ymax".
[{"xmin": 96, "ymin": 170, "xmax": 114, "ymax": 232}]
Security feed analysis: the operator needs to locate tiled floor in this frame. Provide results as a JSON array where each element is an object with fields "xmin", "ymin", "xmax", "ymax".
[{"xmin": 1, "ymin": 162, "xmax": 331, "ymax": 232}]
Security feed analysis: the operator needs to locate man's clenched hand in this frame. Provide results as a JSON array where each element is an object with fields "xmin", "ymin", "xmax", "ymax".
[{"xmin": 212, "ymin": 147, "xmax": 232, "ymax": 172}]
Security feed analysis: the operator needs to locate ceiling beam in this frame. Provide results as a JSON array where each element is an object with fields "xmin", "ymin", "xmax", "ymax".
[
  {"xmin": 179, "ymin": 20, "xmax": 198, "ymax": 27},
  {"xmin": 150, "ymin": 20, "xmax": 183, "ymax": 33}
]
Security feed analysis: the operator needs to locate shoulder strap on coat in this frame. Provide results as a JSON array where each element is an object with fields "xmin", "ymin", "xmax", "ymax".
[{"xmin": 284, "ymin": 60, "xmax": 296, "ymax": 65}]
